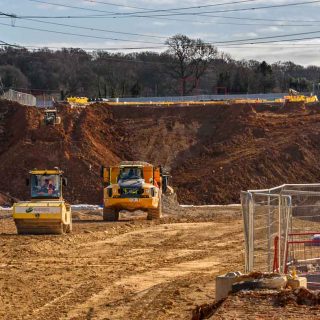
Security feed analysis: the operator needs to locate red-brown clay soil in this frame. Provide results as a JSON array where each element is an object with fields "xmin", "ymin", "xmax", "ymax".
[{"xmin": 1, "ymin": 100, "xmax": 320, "ymax": 205}]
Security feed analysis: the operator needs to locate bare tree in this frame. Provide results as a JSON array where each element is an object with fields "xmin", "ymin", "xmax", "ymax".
[{"xmin": 165, "ymin": 34, "xmax": 218, "ymax": 95}]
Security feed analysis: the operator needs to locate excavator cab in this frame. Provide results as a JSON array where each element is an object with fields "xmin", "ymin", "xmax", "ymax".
[{"xmin": 44, "ymin": 108, "xmax": 61, "ymax": 125}]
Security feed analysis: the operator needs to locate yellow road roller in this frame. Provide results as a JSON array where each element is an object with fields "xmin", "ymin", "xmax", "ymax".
[{"xmin": 13, "ymin": 168, "xmax": 72, "ymax": 235}]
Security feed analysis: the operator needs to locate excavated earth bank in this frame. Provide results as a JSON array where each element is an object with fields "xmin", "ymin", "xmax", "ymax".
[{"xmin": 1, "ymin": 100, "xmax": 320, "ymax": 205}]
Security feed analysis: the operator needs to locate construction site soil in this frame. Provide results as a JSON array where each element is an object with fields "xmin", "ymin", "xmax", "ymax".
[
  {"xmin": 1, "ymin": 100, "xmax": 320, "ymax": 205},
  {"xmin": 1, "ymin": 205, "xmax": 319, "ymax": 319}
]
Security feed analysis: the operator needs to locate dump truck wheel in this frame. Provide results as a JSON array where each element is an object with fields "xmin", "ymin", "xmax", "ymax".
[
  {"xmin": 147, "ymin": 201, "xmax": 162, "ymax": 220},
  {"xmin": 103, "ymin": 208, "xmax": 119, "ymax": 221}
]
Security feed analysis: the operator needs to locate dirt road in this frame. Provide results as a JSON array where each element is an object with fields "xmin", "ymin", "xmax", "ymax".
[{"xmin": 0, "ymin": 206, "xmax": 243, "ymax": 320}]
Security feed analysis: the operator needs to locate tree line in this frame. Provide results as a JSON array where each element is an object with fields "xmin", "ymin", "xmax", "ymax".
[{"xmin": 0, "ymin": 34, "xmax": 319, "ymax": 98}]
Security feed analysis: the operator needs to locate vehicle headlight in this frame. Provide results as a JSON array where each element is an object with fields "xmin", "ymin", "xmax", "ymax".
[{"xmin": 145, "ymin": 188, "xmax": 150, "ymax": 194}]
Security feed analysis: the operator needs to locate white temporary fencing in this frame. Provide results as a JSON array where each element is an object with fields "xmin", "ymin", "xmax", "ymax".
[
  {"xmin": 1, "ymin": 89, "xmax": 36, "ymax": 106},
  {"xmin": 241, "ymin": 184, "xmax": 320, "ymax": 274}
]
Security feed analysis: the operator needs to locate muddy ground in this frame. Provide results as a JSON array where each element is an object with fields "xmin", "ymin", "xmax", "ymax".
[{"xmin": 0, "ymin": 205, "xmax": 243, "ymax": 320}]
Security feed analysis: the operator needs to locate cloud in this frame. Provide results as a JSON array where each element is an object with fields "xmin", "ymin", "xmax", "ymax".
[
  {"xmin": 2, "ymin": 0, "xmax": 320, "ymax": 66},
  {"xmin": 232, "ymin": 32, "xmax": 259, "ymax": 38},
  {"xmin": 257, "ymin": 26, "xmax": 281, "ymax": 33},
  {"xmin": 152, "ymin": 21, "xmax": 169, "ymax": 26},
  {"xmin": 220, "ymin": 40, "xmax": 320, "ymax": 66}
]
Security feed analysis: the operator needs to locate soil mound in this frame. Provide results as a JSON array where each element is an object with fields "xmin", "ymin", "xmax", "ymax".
[
  {"xmin": 1, "ymin": 100, "xmax": 320, "ymax": 204},
  {"xmin": 193, "ymin": 289, "xmax": 320, "ymax": 319},
  {"xmin": 0, "ymin": 191, "xmax": 17, "ymax": 206}
]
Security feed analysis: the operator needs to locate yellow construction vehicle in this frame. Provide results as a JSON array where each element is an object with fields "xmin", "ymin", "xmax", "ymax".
[
  {"xmin": 67, "ymin": 96, "xmax": 89, "ymax": 106},
  {"xmin": 284, "ymin": 89, "xmax": 318, "ymax": 103},
  {"xmin": 13, "ymin": 168, "xmax": 71, "ymax": 234},
  {"xmin": 43, "ymin": 108, "xmax": 61, "ymax": 125},
  {"xmin": 101, "ymin": 161, "xmax": 169, "ymax": 221}
]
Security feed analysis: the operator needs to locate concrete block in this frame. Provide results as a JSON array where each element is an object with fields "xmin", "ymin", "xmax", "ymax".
[
  {"xmin": 215, "ymin": 271, "xmax": 242, "ymax": 302},
  {"xmin": 287, "ymin": 277, "xmax": 307, "ymax": 289}
]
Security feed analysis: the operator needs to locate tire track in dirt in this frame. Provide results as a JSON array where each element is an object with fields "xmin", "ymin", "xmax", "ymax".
[{"xmin": 0, "ymin": 208, "xmax": 244, "ymax": 320}]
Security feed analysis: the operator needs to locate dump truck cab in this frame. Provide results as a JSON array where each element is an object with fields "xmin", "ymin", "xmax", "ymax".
[
  {"xmin": 101, "ymin": 161, "xmax": 167, "ymax": 221},
  {"xmin": 13, "ymin": 169, "xmax": 72, "ymax": 234}
]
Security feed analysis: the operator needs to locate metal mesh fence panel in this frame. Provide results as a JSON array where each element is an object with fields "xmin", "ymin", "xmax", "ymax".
[
  {"xmin": 241, "ymin": 192, "xmax": 281, "ymax": 273},
  {"xmin": 242, "ymin": 184, "xmax": 320, "ymax": 274},
  {"xmin": 1, "ymin": 89, "xmax": 36, "ymax": 106}
]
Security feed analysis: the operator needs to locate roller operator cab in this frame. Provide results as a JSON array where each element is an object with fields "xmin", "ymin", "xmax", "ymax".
[
  {"xmin": 101, "ymin": 161, "xmax": 168, "ymax": 221},
  {"xmin": 13, "ymin": 169, "xmax": 72, "ymax": 235}
]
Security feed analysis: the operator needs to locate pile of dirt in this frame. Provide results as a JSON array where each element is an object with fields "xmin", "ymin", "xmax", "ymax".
[
  {"xmin": 2, "ymin": 100, "xmax": 320, "ymax": 205},
  {"xmin": 276, "ymin": 287, "xmax": 320, "ymax": 306},
  {"xmin": 0, "ymin": 191, "xmax": 17, "ymax": 207},
  {"xmin": 193, "ymin": 289, "xmax": 320, "ymax": 319},
  {"xmin": 162, "ymin": 191, "xmax": 184, "ymax": 215}
]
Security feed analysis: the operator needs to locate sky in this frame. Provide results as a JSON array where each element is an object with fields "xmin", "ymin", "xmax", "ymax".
[{"xmin": 1, "ymin": 0, "xmax": 320, "ymax": 66}]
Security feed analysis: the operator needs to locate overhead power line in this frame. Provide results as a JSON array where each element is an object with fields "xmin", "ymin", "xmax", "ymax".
[
  {"xmin": 0, "ymin": 11, "xmax": 168, "ymax": 39},
  {"xmin": 4, "ymin": 13, "xmax": 320, "ymax": 48},
  {"xmin": 220, "ymin": 44, "xmax": 320, "ymax": 48},
  {"xmin": 4, "ymin": 12, "xmax": 319, "ymax": 33},
  {"xmin": 0, "ymin": 39, "xmax": 21, "ymax": 47},
  {"xmin": 80, "ymin": 0, "xmax": 153, "ymax": 11},
  {"xmin": 28, "ymin": 0, "xmax": 261, "ymax": 16},
  {"xmin": 27, "ymin": 0, "xmax": 115, "ymax": 14},
  {"xmin": 0, "ymin": 21, "xmax": 165, "ymax": 45},
  {"xmin": 199, "ymin": 14, "xmax": 320, "ymax": 24},
  {"xmin": 16, "ymin": 0, "xmax": 320, "ymax": 19},
  {"xmin": 3, "ymin": 10, "xmax": 320, "ymax": 27},
  {"xmin": 220, "ymin": 35, "xmax": 320, "ymax": 46},
  {"xmin": 116, "ymin": 1, "xmax": 320, "ymax": 18},
  {"xmin": 213, "ymin": 29, "xmax": 320, "ymax": 44},
  {"xmin": 2, "ymin": 13, "xmax": 320, "ymax": 29},
  {"xmin": 3, "ymin": 17, "xmax": 320, "ymax": 49},
  {"xmin": 5, "ymin": 42, "xmax": 320, "ymax": 51},
  {"xmin": 83, "ymin": 0, "xmax": 263, "ymax": 15},
  {"xmin": 81, "ymin": 0, "xmax": 261, "ymax": 12}
]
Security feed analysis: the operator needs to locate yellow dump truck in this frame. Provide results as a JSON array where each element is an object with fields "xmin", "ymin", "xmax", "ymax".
[
  {"xmin": 101, "ymin": 161, "xmax": 169, "ymax": 221},
  {"xmin": 13, "ymin": 168, "xmax": 72, "ymax": 235}
]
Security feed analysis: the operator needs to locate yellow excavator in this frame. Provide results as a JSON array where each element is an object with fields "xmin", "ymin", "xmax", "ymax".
[{"xmin": 13, "ymin": 168, "xmax": 72, "ymax": 234}]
